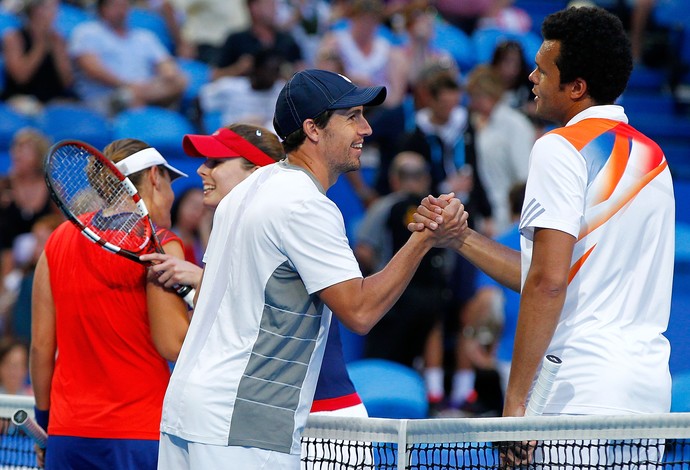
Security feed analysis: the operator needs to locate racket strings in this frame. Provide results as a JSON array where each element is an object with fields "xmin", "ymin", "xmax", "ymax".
[{"xmin": 46, "ymin": 145, "xmax": 152, "ymax": 251}]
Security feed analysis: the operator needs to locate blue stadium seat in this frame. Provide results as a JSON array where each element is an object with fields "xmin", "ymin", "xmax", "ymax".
[
  {"xmin": 513, "ymin": 0, "xmax": 567, "ymax": 35},
  {"xmin": 432, "ymin": 20, "xmax": 476, "ymax": 73},
  {"xmin": 0, "ymin": 102, "xmax": 35, "ymax": 152},
  {"xmin": 627, "ymin": 64, "xmax": 667, "ymax": 92},
  {"xmin": 347, "ymin": 359, "xmax": 428, "ymax": 419},
  {"xmin": 201, "ymin": 110, "xmax": 223, "ymax": 134},
  {"xmin": 0, "ymin": 10, "xmax": 20, "ymax": 38},
  {"xmin": 620, "ymin": 91, "xmax": 676, "ymax": 115},
  {"xmin": 38, "ymin": 103, "xmax": 112, "ymax": 150},
  {"xmin": 671, "ymin": 370, "xmax": 690, "ymax": 412},
  {"xmin": 654, "ymin": 0, "xmax": 690, "ymax": 29},
  {"xmin": 54, "ymin": 3, "xmax": 92, "ymax": 39},
  {"xmin": 128, "ymin": 7, "xmax": 174, "ymax": 53},
  {"xmin": 176, "ymin": 57, "xmax": 212, "ymax": 110},
  {"xmin": 112, "ymin": 106, "xmax": 195, "ymax": 158},
  {"xmin": 633, "ymin": 113, "xmax": 690, "ymax": 141}
]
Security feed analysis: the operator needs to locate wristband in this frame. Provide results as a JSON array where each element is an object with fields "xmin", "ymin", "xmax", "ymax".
[{"xmin": 33, "ymin": 407, "xmax": 49, "ymax": 432}]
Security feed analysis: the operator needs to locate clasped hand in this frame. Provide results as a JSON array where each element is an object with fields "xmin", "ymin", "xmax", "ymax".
[{"xmin": 407, "ymin": 193, "xmax": 469, "ymax": 249}]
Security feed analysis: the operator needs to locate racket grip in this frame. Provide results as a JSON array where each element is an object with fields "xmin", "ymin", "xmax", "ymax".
[
  {"xmin": 525, "ymin": 354, "xmax": 562, "ymax": 417},
  {"xmin": 12, "ymin": 409, "xmax": 48, "ymax": 449},
  {"xmin": 175, "ymin": 284, "xmax": 196, "ymax": 308}
]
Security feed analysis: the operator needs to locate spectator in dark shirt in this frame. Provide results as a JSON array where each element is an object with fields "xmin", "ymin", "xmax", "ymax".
[
  {"xmin": 0, "ymin": 0, "xmax": 75, "ymax": 113},
  {"xmin": 212, "ymin": 0, "xmax": 303, "ymax": 80}
]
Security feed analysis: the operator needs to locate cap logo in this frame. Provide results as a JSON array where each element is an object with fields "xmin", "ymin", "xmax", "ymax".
[{"xmin": 338, "ymin": 73, "xmax": 353, "ymax": 84}]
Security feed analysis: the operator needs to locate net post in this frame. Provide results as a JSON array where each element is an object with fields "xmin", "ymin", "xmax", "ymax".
[{"xmin": 397, "ymin": 419, "xmax": 408, "ymax": 470}]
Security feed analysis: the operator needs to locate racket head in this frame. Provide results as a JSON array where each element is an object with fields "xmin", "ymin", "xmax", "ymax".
[{"xmin": 44, "ymin": 139, "xmax": 160, "ymax": 262}]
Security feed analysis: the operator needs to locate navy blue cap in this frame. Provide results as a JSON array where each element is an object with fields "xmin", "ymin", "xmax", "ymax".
[{"xmin": 273, "ymin": 69, "xmax": 387, "ymax": 140}]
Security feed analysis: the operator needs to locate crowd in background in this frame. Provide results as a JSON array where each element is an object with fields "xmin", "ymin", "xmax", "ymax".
[{"xmin": 0, "ymin": 0, "xmax": 681, "ymax": 417}]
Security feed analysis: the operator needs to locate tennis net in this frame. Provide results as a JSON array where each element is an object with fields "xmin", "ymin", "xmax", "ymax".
[
  {"xmin": 302, "ymin": 413, "xmax": 690, "ymax": 469},
  {"xmin": 0, "ymin": 395, "xmax": 39, "ymax": 470},
  {"xmin": 2, "ymin": 394, "xmax": 689, "ymax": 469}
]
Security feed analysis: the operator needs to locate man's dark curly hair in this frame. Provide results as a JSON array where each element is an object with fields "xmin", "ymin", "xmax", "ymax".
[{"xmin": 542, "ymin": 6, "xmax": 632, "ymax": 104}]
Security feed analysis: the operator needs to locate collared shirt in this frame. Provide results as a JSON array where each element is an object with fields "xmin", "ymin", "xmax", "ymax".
[{"xmin": 520, "ymin": 105, "xmax": 674, "ymax": 414}]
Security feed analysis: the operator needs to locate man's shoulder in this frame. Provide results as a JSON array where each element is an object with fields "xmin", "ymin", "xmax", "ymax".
[{"xmin": 71, "ymin": 20, "xmax": 108, "ymax": 41}]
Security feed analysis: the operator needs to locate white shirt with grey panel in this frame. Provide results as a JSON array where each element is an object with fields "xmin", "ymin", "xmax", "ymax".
[{"xmin": 160, "ymin": 161, "xmax": 362, "ymax": 455}]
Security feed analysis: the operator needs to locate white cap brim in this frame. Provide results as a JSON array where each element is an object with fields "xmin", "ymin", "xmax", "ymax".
[{"xmin": 115, "ymin": 147, "xmax": 187, "ymax": 181}]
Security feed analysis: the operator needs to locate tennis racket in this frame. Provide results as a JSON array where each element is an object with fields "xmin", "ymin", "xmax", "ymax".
[
  {"xmin": 525, "ymin": 354, "xmax": 562, "ymax": 416},
  {"xmin": 500, "ymin": 355, "xmax": 563, "ymax": 468},
  {"xmin": 12, "ymin": 409, "xmax": 47, "ymax": 449},
  {"xmin": 44, "ymin": 139, "xmax": 196, "ymax": 307}
]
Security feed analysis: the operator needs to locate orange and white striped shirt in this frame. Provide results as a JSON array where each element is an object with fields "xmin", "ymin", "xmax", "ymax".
[{"xmin": 520, "ymin": 105, "xmax": 675, "ymax": 415}]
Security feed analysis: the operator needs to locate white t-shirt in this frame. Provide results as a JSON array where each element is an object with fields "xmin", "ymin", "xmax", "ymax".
[
  {"xmin": 160, "ymin": 161, "xmax": 362, "ymax": 454},
  {"xmin": 199, "ymin": 77, "xmax": 284, "ymax": 133},
  {"xmin": 519, "ymin": 105, "xmax": 675, "ymax": 415},
  {"xmin": 475, "ymin": 101, "xmax": 535, "ymax": 235},
  {"xmin": 69, "ymin": 20, "xmax": 170, "ymax": 103}
]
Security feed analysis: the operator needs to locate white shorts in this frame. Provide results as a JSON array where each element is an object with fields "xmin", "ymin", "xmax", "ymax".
[
  {"xmin": 158, "ymin": 432, "xmax": 300, "ymax": 470},
  {"xmin": 301, "ymin": 403, "xmax": 374, "ymax": 470}
]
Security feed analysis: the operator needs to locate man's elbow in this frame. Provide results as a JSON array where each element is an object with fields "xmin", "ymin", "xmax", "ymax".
[
  {"xmin": 337, "ymin": 311, "xmax": 376, "ymax": 336},
  {"xmin": 532, "ymin": 272, "xmax": 568, "ymax": 298}
]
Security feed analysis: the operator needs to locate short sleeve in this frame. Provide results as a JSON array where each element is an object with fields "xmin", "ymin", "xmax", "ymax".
[
  {"xmin": 281, "ymin": 196, "xmax": 362, "ymax": 294},
  {"xmin": 519, "ymin": 134, "xmax": 587, "ymax": 241},
  {"xmin": 69, "ymin": 22, "xmax": 102, "ymax": 57}
]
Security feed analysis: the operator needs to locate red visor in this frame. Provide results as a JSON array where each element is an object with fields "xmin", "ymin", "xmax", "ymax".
[{"xmin": 182, "ymin": 128, "xmax": 277, "ymax": 167}]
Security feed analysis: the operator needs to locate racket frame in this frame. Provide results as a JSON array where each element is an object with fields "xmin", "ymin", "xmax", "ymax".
[{"xmin": 44, "ymin": 139, "xmax": 195, "ymax": 305}]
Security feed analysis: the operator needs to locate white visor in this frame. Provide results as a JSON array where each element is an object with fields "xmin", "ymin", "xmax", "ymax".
[{"xmin": 115, "ymin": 147, "xmax": 187, "ymax": 181}]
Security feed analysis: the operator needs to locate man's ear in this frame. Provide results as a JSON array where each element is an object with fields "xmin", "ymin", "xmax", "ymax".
[
  {"xmin": 570, "ymin": 78, "xmax": 588, "ymax": 101},
  {"xmin": 303, "ymin": 119, "xmax": 320, "ymax": 143}
]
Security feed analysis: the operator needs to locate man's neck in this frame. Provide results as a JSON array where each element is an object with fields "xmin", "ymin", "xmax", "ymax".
[{"xmin": 286, "ymin": 148, "xmax": 332, "ymax": 190}]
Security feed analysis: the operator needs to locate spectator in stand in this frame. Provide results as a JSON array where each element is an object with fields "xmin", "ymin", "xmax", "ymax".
[
  {"xmin": 4, "ymin": 214, "xmax": 63, "ymax": 343},
  {"xmin": 317, "ymin": 0, "xmax": 407, "ymax": 108},
  {"xmin": 356, "ymin": 151, "xmax": 452, "ymax": 408},
  {"xmin": 477, "ymin": 0, "xmax": 532, "ymax": 34},
  {"xmin": 400, "ymin": 66, "xmax": 493, "ymax": 412},
  {"xmin": 69, "ymin": 0, "xmax": 188, "ymax": 116},
  {"xmin": 367, "ymin": 59, "xmax": 457, "ymax": 197},
  {"xmin": 0, "ymin": 128, "xmax": 58, "ymax": 287},
  {"xmin": 397, "ymin": 0, "xmax": 456, "ymax": 93},
  {"xmin": 490, "ymin": 40, "xmax": 535, "ymax": 112},
  {"xmin": 168, "ymin": 0, "xmax": 249, "ymax": 64},
  {"xmin": 278, "ymin": 0, "xmax": 333, "ymax": 67},
  {"xmin": 212, "ymin": 0, "xmax": 303, "ymax": 81},
  {"xmin": 200, "ymin": 48, "xmax": 286, "ymax": 132},
  {"xmin": 400, "ymin": 67, "xmax": 492, "ymax": 233},
  {"xmin": 465, "ymin": 64, "xmax": 534, "ymax": 236},
  {"xmin": 131, "ymin": 0, "xmax": 195, "ymax": 58},
  {"xmin": 435, "ymin": 0, "xmax": 493, "ymax": 34},
  {"xmin": 170, "ymin": 187, "xmax": 209, "ymax": 267},
  {"xmin": 0, "ymin": 339, "xmax": 32, "ymax": 395},
  {"xmin": 589, "ymin": 0, "xmax": 658, "ymax": 65},
  {"xmin": 0, "ymin": 0, "xmax": 75, "ymax": 115},
  {"xmin": 464, "ymin": 182, "xmax": 526, "ymax": 396}
]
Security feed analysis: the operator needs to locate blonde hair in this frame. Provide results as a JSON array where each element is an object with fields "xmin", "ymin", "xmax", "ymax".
[
  {"xmin": 466, "ymin": 64, "xmax": 506, "ymax": 101},
  {"xmin": 11, "ymin": 127, "xmax": 51, "ymax": 170}
]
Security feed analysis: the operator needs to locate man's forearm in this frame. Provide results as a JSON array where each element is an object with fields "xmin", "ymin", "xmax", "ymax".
[
  {"xmin": 503, "ymin": 263, "xmax": 567, "ymax": 416},
  {"xmin": 456, "ymin": 228, "xmax": 521, "ymax": 291}
]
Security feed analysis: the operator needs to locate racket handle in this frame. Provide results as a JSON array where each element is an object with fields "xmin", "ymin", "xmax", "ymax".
[
  {"xmin": 12, "ymin": 409, "xmax": 48, "ymax": 449},
  {"xmin": 525, "ymin": 354, "xmax": 562, "ymax": 417},
  {"xmin": 175, "ymin": 284, "xmax": 196, "ymax": 309}
]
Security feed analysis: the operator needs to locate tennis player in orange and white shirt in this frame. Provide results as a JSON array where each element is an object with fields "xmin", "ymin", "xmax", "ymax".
[{"xmin": 413, "ymin": 5, "xmax": 674, "ymax": 427}]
